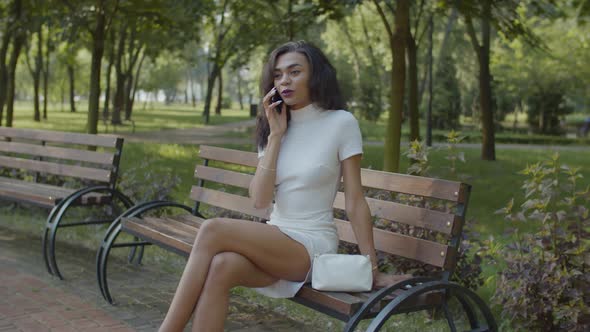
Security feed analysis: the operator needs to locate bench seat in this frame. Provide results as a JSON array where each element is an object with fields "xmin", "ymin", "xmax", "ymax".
[{"xmin": 121, "ymin": 214, "xmax": 442, "ymax": 320}]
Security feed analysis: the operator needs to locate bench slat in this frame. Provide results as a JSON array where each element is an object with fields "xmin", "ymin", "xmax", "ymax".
[
  {"xmin": 0, "ymin": 127, "xmax": 121, "ymax": 148},
  {"xmin": 0, "ymin": 155, "xmax": 112, "ymax": 183},
  {"xmin": 199, "ymin": 145, "xmax": 258, "ymax": 167},
  {"xmin": 123, "ymin": 216, "xmax": 196, "ymax": 255},
  {"xmin": 198, "ymin": 145, "xmax": 468, "ymax": 202},
  {"xmin": 333, "ymin": 192, "xmax": 458, "ymax": 235},
  {"xmin": 194, "ymin": 165, "xmax": 252, "ymax": 189},
  {"xmin": 295, "ymin": 286, "xmax": 365, "ymax": 317},
  {"xmin": 0, "ymin": 141, "xmax": 115, "ymax": 165},
  {"xmin": 334, "ymin": 218, "xmax": 450, "ymax": 268},
  {"xmin": 0, "ymin": 177, "xmax": 109, "ymax": 206},
  {"xmin": 190, "ymin": 186, "xmax": 271, "ymax": 220},
  {"xmin": 358, "ymin": 169, "xmax": 466, "ymax": 203}
]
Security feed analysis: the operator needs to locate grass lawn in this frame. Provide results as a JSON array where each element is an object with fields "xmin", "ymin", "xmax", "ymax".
[{"xmin": 12, "ymin": 101, "xmax": 252, "ymax": 134}]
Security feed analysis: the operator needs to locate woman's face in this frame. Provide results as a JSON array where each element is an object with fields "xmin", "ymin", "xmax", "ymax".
[{"xmin": 273, "ymin": 52, "xmax": 311, "ymax": 110}]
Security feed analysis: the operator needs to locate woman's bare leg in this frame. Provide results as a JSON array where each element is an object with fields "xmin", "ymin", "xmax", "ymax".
[
  {"xmin": 191, "ymin": 252, "xmax": 278, "ymax": 331},
  {"xmin": 159, "ymin": 218, "xmax": 310, "ymax": 332}
]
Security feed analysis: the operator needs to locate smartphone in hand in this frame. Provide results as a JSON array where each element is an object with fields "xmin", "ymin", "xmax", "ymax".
[{"xmin": 270, "ymin": 89, "xmax": 283, "ymax": 114}]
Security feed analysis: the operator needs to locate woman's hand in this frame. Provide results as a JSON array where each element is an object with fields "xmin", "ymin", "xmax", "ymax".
[
  {"xmin": 263, "ymin": 87, "xmax": 287, "ymax": 139},
  {"xmin": 373, "ymin": 272, "xmax": 413, "ymax": 289}
]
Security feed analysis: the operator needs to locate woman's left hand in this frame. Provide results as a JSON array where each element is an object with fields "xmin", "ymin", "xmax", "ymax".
[{"xmin": 373, "ymin": 272, "xmax": 413, "ymax": 289}]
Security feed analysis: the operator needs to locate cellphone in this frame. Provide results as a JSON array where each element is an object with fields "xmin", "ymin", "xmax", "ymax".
[{"xmin": 270, "ymin": 90, "xmax": 283, "ymax": 114}]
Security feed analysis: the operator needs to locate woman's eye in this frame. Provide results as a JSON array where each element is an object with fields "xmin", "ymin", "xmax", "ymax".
[
  {"xmin": 291, "ymin": 70, "xmax": 300, "ymax": 75},
  {"xmin": 273, "ymin": 73, "xmax": 281, "ymax": 79}
]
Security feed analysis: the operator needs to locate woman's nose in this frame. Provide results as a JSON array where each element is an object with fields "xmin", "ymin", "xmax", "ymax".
[{"xmin": 279, "ymin": 74, "xmax": 291, "ymax": 85}]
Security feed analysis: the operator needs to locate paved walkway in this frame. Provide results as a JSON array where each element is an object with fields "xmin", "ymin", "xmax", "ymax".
[
  {"xmin": 0, "ymin": 226, "xmax": 318, "ymax": 332},
  {"xmin": 119, "ymin": 119, "xmax": 257, "ymax": 145}
]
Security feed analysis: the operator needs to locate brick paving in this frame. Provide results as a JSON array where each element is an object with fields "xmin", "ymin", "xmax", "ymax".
[{"xmin": 0, "ymin": 226, "xmax": 320, "ymax": 331}]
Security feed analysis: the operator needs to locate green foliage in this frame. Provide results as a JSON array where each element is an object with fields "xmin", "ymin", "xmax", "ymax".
[
  {"xmin": 492, "ymin": 153, "xmax": 590, "ymax": 331},
  {"xmin": 526, "ymin": 88, "xmax": 573, "ymax": 135},
  {"xmin": 386, "ymin": 132, "xmax": 483, "ymax": 291},
  {"xmin": 432, "ymin": 54, "xmax": 461, "ymax": 130},
  {"xmin": 118, "ymin": 161, "xmax": 181, "ymax": 205}
]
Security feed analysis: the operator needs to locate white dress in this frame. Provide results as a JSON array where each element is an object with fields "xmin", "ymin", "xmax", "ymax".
[{"xmin": 253, "ymin": 103, "xmax": 363, "ymax": 298}]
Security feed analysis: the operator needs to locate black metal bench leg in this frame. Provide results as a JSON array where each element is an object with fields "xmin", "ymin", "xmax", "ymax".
[
  {"xmin": 365, "ymin": 281, "xmax": 497, "ymax": 332},
  {"xmin": 97, "ymin": 222, "xmax": 121, "ymax": 304},
  {"xmin": 127, "ymin": 236, "xmax": 145, "ymax": 265},
  {"xmin": 455, "ymin": 290, "xmax": 479, "ymax": 329},
  {"xmin": 442, "ymin": 300, "xmax": 457, "ymax": 332},
  {"xmin": 42, "ymin": 186, "xmax": 134, "ymax": 280},
  {"xmin": 343, "ymin": 277, "xmax": 437, "ymax": 332},
  {"xmin": 42, "ymin": 204, "xmax": 62, "ymax": 276}
]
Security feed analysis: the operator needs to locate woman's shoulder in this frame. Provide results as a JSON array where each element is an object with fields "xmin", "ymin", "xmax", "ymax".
[{"xmin": 323, "ymin": 109, "xmax": 358, "ymax": 124}]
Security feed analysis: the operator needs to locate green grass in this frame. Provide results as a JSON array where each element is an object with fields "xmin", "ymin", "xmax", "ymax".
[{"xmin": 12, "ymin": 101, "xmax": 252, "ymax": 134}]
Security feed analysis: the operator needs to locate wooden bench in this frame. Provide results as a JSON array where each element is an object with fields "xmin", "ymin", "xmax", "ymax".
[
  {"xmin": 96, "ymin": 145, "xmax": 496, "ymax": 331},
  {"xmin": 0, "ymin": 127, "xmax": 133, "ymax": 279}
]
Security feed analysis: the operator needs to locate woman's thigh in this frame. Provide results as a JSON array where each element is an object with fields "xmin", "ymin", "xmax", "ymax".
[{"xmin": 197, "ymin": 218, "xmax": 310, "ymax": 281}]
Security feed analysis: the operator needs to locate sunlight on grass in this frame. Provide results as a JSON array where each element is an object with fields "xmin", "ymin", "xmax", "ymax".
[{"xmin": 11, "ymin": 101, "xmax": 252, "ymax": 134}]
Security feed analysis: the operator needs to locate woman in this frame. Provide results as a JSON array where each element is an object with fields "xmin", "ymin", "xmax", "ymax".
[{"xmin": 159, "ymin": 41, "xmax": 395, "ymax": 332}]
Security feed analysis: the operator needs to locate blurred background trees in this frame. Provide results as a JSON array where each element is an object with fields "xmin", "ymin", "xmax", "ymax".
[{"xmin": 0, "ymin": 0, "xmax": 588, "ymax": 170}]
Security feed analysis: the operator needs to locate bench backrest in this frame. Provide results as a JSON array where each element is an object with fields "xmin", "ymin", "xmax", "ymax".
[
  {"xmin": 193, "ymin": 145, "xmax": 470, "ymax": 278},
  {"xmin": 0, "ymin": 127, "xmax": 124, "ymax": 188}
]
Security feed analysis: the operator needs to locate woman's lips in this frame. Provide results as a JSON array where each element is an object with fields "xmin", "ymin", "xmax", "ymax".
[{"xmin": 281, "ymin": 90, "xmax": 294, "ymax": 98}]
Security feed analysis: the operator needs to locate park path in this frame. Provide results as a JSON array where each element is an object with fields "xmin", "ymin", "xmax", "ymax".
[
  {"xmin": 0, "ymin": 226, "xmax": 319, "ymax": 332},
  {"xmin": 121, "ymin": 118, "xmax": 589, "ymax": 152}
]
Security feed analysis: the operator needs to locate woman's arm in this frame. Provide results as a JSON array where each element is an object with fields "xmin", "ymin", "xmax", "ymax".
[
  {"xmin": 341, "ymin": 155, "xmax": 378, "ymax": 271},
  {"xmin": 249, "ymin": 135, "xmax": 281, "ymax": 209},
  {"xmin": 248, "ymin": 88, "xmax": 287, "ymax": 209}
]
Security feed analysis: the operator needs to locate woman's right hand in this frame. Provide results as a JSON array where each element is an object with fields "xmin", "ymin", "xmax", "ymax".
[{"xmin": 263, "ymin": 87, "xmax": 287, "ymax": 139}]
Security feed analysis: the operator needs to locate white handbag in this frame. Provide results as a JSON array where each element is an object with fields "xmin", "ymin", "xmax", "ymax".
[{"xmin": 311, "ymin": 254, "xmax": 373, "ymax": 292}]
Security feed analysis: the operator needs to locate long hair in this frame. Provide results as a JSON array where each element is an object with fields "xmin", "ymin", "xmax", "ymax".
[{"xmin": 255, "ymin": 41, "xmax": 346, "ymax": 151}]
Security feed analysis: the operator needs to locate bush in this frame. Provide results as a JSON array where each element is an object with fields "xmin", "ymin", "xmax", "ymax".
[{"xmin": 492, "ymin": 153, "xmax": 590, "ymax": 331}]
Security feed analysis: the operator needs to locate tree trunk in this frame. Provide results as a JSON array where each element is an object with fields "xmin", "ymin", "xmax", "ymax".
[
  {"xmin": 426, "ymin": 16, "xmax": 434, "ymax": 146},
  {"xmin": 33, "ymin": 26, "xmax": 43, "ymax": 122},
  {"xmin": 203, "ymin": 62, "xmax": 218, "ymax": 124},
  {"xmin": 0, "ymin": 17, "xmax": 12, "ymax": 124},
  {"xmin": 466, "ymin": 1, "xmax": 495, "ymax": 160},
  {"xmin": 87, "ymin": 1, "xmax": 107, "ymax": 135},
  {"xmin": 111, "ymin": 25, "xmax": 126, "ymax": 125},
  {"xmin": 407, "ymin": 31, "xmax": 419, "ymax": 142},
  {"xmin": 123, "ymin": 73, "xmax": 133, "ymax": 120},
  {"xmin": 33, "ymin": 76, "xmax": 41, "ymax": 121},
  {"xmin": 103, "ymin": 29, "xmax": 115, "ymax": 122},
  {"xmin": 215, "ymin": 69, "xmax": 222, "ymax": 115},
  {"xmin": 375, "ymin": 0, "xmax": 409, "ymax": 172},
  {"xmin": 237, "ymin": 71, "xmax": 243, "ymax": 110},
  {"xmin": 67, "ymin": 64, "xmax": 76, "ymax": 112},
  {"xmin": 6, "ymin": 24, "xmax": 25, "ymax": 127},
  {"xmin": 127, "ymin": 51, "xmax": 145, "ymax": 120},
  {"xmin": 42, "ymin": 24, "xmax": 51, "ymax": 120}
]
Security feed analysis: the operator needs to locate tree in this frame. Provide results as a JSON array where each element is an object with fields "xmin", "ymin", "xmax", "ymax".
[
  {"xmin": 24, "ymin": 13, "xmax": 44, "ymax": 121},
  {"xmin": 0, "ymin": 1, "xmax": 14, "ymax": 124},
  {"xmin": 432, "ymin": 53, "xmax": 461, "ymax": 130},
  {"xmin": 60, "ymin": 0, "xmax": 119, "ymax": 134},
  {"xmin": 4, "ymin": 0, "xmax": 27, "ymax": 127},
  {"xmin": 449, "ymin": 0, "xmax": 543, "ymax": 160},
  {"xmin": 373, "ymin": 0, "xmax": 410, "ymax": 172}
]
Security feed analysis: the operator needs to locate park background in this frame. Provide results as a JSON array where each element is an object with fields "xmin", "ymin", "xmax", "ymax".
[{"xmin": 1, "ymin": 0, "xmax": 589, "ymax": 331}]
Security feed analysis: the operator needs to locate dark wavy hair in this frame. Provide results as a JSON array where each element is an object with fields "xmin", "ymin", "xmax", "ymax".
[{"xmin": 255, "ymin": 41, "xmax": 346, "ymax": 151}]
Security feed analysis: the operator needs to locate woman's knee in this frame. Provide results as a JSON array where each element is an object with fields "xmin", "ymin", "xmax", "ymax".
[
  {"xmin": 193, "ymin": 218, "xmax": 227, "ymax": 249},
  {"xmin": 207, "ymin": 252, "xmax": 241, "ymax": 288}
]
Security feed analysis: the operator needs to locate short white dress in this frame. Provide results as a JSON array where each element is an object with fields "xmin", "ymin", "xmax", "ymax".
[{"xmin": 253, "ymin": 103, "xmax": 363, "ymax": 298}]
